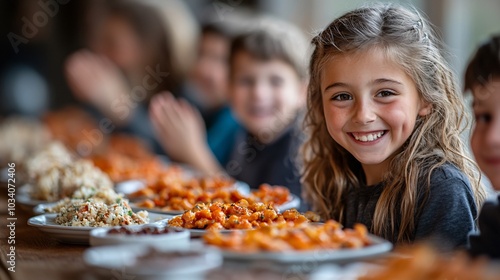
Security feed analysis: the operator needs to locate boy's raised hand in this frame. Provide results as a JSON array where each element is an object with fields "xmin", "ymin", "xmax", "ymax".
[{"xmin": 150, "ymin": 92, "xmax": 222, "ymax": 175}]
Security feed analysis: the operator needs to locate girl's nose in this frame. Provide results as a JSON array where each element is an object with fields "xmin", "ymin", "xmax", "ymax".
[{"xmin": 352, "ymin": 99, "xmax": 376, "ymax": 125}]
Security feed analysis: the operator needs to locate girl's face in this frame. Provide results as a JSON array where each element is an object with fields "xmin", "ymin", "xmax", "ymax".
[
  {"xmin": 230, "ymin": 51, "xmax": 306, "ymax": 143},
  {"xmin": 321, "ymin": 48, "xmax": 430, "ymax": 184},
  {"xmin": 471, "ymin": 79, "xmax": 500, "ymax": 190}
]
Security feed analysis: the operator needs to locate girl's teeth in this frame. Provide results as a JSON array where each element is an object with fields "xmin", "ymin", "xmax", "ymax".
[{"xmin": 353, "ymin": 131, "xmax": 384, "ymax": 142}]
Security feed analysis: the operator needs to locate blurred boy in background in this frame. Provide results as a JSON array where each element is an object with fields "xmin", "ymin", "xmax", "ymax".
[
  {"xmin": 151, "ymin": 17, "xmax": 310, "ymax": 205},
  {"xmin": 465, "ymin": 34, "xmax": 500, "ymax": 259}
]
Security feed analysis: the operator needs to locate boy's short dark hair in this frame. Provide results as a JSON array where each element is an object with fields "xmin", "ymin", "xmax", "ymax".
[
  {"xmin": 465, "ymin": 35, "xmax": 500, "ymax": 92},
  {"xmin": 230, "ymin": 18, "xmax": 310, "ymax": 80}
]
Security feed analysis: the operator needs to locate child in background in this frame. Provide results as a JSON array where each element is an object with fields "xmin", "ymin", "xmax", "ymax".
[
  {"xmin": 151, "ymin": 21, "xmax": 241, "ymax": 167},
  {"xmin": 65, "ymin": 0, "xmax": 198, "ymax": 155},
  {"xmin": 151, "ymin": 18, "xmax": 309, "ymax": 201},
  {"xmin": 301, "ymin": 3, "xmax": 485, "ymax": 247},
  {"xmin": 465, "ymin": 35, "xmax": 500, "ymax": 258}
]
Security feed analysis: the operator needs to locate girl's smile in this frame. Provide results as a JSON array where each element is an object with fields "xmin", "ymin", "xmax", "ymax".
[{"xmin": 348, "ymin": 130, "xmax": 387, "ymax": 144}]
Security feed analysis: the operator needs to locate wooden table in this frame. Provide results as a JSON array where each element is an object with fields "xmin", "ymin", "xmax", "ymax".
[{"xmin": 0, "ymin": 193, "xmax": 354, "ymax": 280}]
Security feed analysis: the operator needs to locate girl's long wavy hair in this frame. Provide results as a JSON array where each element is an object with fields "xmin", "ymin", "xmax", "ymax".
[{"xmin": 301, "ymin": 3, "xmax": 486, "ymax": 243}]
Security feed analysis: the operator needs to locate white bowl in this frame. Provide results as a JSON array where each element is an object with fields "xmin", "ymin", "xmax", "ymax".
[
  {"xmin": 84, "ymin": 243, "xmax": 222, "ymax": 280},
  {"xmin": 89, "ymin": 224, "xmax": 190, "ymax": 249}
]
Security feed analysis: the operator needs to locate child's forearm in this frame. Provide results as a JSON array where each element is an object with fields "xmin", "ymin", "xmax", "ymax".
[{"xmin": 189, "ymin": 145, "xmax": 226, "ymax": 177}]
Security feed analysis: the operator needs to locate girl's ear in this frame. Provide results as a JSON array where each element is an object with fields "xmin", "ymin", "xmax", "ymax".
[{"xmin": 418, "ymin": 101, "xmax": 432, "ymax": 116}]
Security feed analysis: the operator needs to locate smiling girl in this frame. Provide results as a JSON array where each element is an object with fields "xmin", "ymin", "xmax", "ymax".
[{"xmin": 302, "ymin": 3, "xmax": 486, "ymax": 248}]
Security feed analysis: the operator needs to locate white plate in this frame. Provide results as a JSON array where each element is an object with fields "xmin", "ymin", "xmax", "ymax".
[
  {"xmin": 84, "ymin": 243, "xmax": 222, "ymax": 279},
  {"xmin": 27, "ymin": 212, "xmax": 174, "ymax": 245},
  {"xmin": 115, "ymin": 179, "xmax": 146, "ymax": 195},
  {"xmin": 33, "ymin": 202, "xmax": 60, "ymax": 214},
  {"xmin": 130, "ymin": 205, "xmax": 187, "ymax": 216},
  {"xmin": 214, "ymin": 234, "xmax": 392, "ymax": 264},
  {"xmin": 89, "ymin": 225, "xmax": 190, "ymax": 249},
  {"xmin": 17, "ymin": 184, "xmax": 50, "ymax": 212}
]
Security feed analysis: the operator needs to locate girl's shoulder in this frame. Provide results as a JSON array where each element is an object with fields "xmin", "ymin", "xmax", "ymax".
[
  {"xmin": 421, "ymin": 163, "xmax": 474, "ymax": 202},
  {"xmin": 427, "ymin": 162, "xmax": 470, "ymax": 186}
]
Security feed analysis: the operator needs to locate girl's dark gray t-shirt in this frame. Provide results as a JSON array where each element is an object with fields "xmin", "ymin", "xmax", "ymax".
[{"xmin": 342, "ymin": 163, "xmax": 478, "ymax": 249}]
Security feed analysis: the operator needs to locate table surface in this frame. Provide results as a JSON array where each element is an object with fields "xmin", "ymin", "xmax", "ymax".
[{"xmin": 0, "ymin": 191, "xmax": 391, "ymax": 280}]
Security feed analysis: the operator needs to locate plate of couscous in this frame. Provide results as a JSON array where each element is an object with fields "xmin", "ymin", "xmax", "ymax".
[{"xmin": 28, "ymin": 200, "xmax": 173, "ymax": 244}]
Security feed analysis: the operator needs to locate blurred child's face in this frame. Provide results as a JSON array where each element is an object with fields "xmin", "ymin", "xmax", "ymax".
[
  {"xmin": 191, "ymin": 32, "xmax": 230, "ymax": 109},
  {"xmin": 321, "ymin": 48, "xmax": 430, "ymax": 183},
  {"xmin": 471, "ymin": 79, "xmax": 500, "ymax": 190},
  {"xmin": 230, "ymin": 51, "xmax": 306, "ymax": 143},
  {"xmin": 94, "ymin": 16, "xmax": 144, "ymax": 73}
]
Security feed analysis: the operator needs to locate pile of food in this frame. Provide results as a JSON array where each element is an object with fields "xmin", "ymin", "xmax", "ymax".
[
  {"xmin": 89, "ymin": 134, "xmax": 175, "ymax": 183},
  {"xmin": 167, "ymin": 199, "xmax": 319, "ymax": 230},
  {"xmin": 204, "ymin": 220, "xmax": 371, "ymax": 252},
  {"xmin": 42, "ymin": 106, "xmax": 100, "ymax": 152},
  {"xmin": 44, "ymin": 186, "xmax": 125, "ymax": 214},
  {"xmin": 32, "ymin": 159, "xmax": 113, "ymax": 201},
  {"xmin": 55, "ymin": 198, "xmax": 149, "ymax": 227},
  {"xmin": 21, "ymin": 142, "xmax": 74, "ymax": 181},
  {"xmin": 0, "ymin": 117, "xmax": 51, "ymax": 164},
  {"xmin": 135, "ymin": 183, "xmax": 292, "ymax": 212}
]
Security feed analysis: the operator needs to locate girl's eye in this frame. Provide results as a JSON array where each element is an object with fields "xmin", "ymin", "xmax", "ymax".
[
  {"xmin": 376, "ymin": 90, "xmax": 395, "ymax": 97},
  {"xmin": 475, "ymin": 113, "xmax": 491, "ymax": 124},
  {"xmin": 332, "ymin": 93, "xmax": 352, "ymax": 101}
]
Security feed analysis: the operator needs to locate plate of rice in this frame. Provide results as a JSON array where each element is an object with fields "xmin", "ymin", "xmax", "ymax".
[{"xmin": 28, "ymin": 199, "xmax": 174, "ymax": 244}]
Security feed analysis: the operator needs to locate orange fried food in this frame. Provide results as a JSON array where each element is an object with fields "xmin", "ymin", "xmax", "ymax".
[
  {"xmin": 89, "ymin": 134, "xmax": 180, "ymax": 183},
  {"xmin": 168, "ymin": 200, "xmax": 314, "ymax": 230},
  {"xmin": 203, "ymin": 220, "xmax": 371, "ymax": 252},
  {"xmin": 90, "ymin": 152, "xmax": 177, "ymax": 183},
  {"xmin": 135, "ymin": 183, "xmax": 293, "ymax": 213},
  {"xmin": 251, "ymin": 184, "xmax": 291, "ymax": 206},
  {"xmin": 133, "ymin": 177, "xmax": 242, "ymax": 211},
  {"xmin": 43, "ymin": 106, "xmax": 100, "ymax": 152}
]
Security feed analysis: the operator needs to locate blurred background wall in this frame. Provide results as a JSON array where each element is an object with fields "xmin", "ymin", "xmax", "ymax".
[{"xmin": 1, "ymin": 0, "xmax": 499, "ymax": 116}]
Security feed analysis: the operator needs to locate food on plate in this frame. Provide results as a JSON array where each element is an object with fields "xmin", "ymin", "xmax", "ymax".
[
  {"xmin": 42, "ymin": 106, "xmax": 100, "ymax": 152},
  {"xmin": 359, "ymin": 245, "xmax": 500, "ymax": 280},
  {"xmin": 135, "ymin": 183, "xmax": 293, "ymax": 212},
  {"xmin": 33, "ymin": 159, "xmax": 113, "ymax": 201},
  {"xmin": 90, "ymin": 152, "xmax": 166, "ymax": 183},
  {"xmin": 251, "ymin": 184, "xmax": 291, "ymax": 206},
  {"xmin": 203, "ymin": 220, "xmax": 371, "ymax": 252},
  {"xmin": 167, "ymin": 199, "xmax": 317, "ymax": 230},
  {"xmin": 0, "ymin": 117, "xmax": 51, "ymax": 164},
  {"xmin": 44, "ymin": 186, "xmax": 125, "ymax": 213},
  {"xmin": 21, "ymin": 141, "xmax": 74, "ymax": 181},
  {"xmin": 55, "ymin": 199, "xmax": 148, "ymax": 227},
  {"xmin": 89, "ymin": 134, "xmax": 172, "ymax": 183}
]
